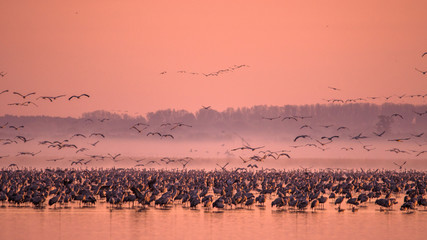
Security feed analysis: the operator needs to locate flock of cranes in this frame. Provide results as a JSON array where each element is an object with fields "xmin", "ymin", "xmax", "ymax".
[
  {"xmin": 0, "ymin": 167, "xmax": 427, "ymax": 214},
  {"xmin": 161, "ymin": 64, "xmax": 250, "ymax": 77}
]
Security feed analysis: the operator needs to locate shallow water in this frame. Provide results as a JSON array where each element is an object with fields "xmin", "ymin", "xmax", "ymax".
[{"xmin": 1, "ymin": 196, "xmax": 426, "ymax": 240}]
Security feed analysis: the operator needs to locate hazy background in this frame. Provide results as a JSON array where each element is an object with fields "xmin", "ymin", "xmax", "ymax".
[{"xmin": 0, "ymin": 1, "xmax": 426, "ymax": 170}]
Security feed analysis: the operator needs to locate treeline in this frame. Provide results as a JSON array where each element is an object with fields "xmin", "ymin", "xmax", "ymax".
[{"xmin": 0, "ymin": 103, "xmax": 426, "ymax": 140}]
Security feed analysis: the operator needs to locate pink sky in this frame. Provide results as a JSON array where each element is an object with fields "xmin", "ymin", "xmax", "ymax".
[{"xmin": 0, "ymin": 0, "xmax": 426, "ymax": 117}]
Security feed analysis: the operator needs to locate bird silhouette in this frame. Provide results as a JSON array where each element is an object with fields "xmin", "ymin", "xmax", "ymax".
[
  {"xmin": 13, "ymin": 92, "xmax": 36, "ymax": 99},
  {"xmin": 262, "ymin": 116, "xmax": 281, "ymax": 120},
  {"xmin": 9, "ymin": 125, "xmax": 24, "ymax": 130},
  {"xmin": 415, "ymin": 68, "xmax": 427, "ymax": 75},
  {"xmin": 89, "ymin": 141, "xmax": 100, "ymax": 146},
  {"xmin": 90, "ymin": 133, "xmax": 105, "ymax": 138},
  {"xmin": 373, "ymin": 131, "xmax": 386, "ymax": 137},
  {"xmin": 294, "ymin": 135, "xmax": 311, "ymax": 142},
  {"xmin": 411, "ymin": 132, "xmax": 424, "ymax": 138},
  {"xmin": 201, "ymin": 106, "xmax": 211, "ymax": 110},
  {"xmin": 0, "ymin": 90, "xmax": 8, "ymax": 95},
  {"xmin": 328, "ymin": 86, "xmax": 340, "ymax": 91},
  {"xmin": 216, "ymin": 162, "xmax": 229, "ymax": 171},
  {"xmin": 388, "ymin": 138, "xmax": 410, "ymax": 142},
  {"xmin": 170, "ymin": 123, "xmax": 192, "ymax": 130},
  {"xmin": 68, "ymin": 94, "xmax": 90, "ymax": 100},
  {"xmin": 391, "ymin": 113, "xmax": 403, "ymax": 119},
  {"xmin": 393, "ymin": 161, "xmax": 407, "ymax": 170},
  {"xmin": 161, "ymin": 134, "xmax": 174, "ymax": 139},
  {"xmin": 108, "ymin": 153, "xmax": 121, "ymax": 160},
  {"xmin": 71, "ymin": 133, "xmax": 86, "ymax": 138},
  {"xmin": 37, "ymin": 95, "xmax": 66, "ymax": 102}
]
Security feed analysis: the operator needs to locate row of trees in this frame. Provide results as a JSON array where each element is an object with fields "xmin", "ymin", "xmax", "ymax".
[{"xmin": 1, "ymin": 103, "xmax": 426, "ymax": 140}]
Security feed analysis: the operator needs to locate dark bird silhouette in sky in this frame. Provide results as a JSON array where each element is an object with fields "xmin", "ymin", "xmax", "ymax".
[
  {"xmin": 171, "ymin": 123, "xmax": 192, "ymax": 130},
  {"xmin": 262, "ymin": 116, "xmax": 281, "ymax": 120},
  {"xmin": 13, "ymin": 92, "xmax": 36, "ymax": 99},
  {"xmin": 37, "ymin": 95, "xmax": 66, "ymax": 102},
  {"xmin": 373, "ymin": 131, "xmax": 386, "ymax": 137},
  {"xmin": 294, "ymin": 135, "xmax": 312, "ymax": 142},
  {"xmin": 391, "ymin": 113, "xmax": 403, "ymax": 119},
  {"xmin": 415, "ymin": 68, "xmax": 427, "ymax": 75},
  {"xmin": 146, "ymin": 160, "xmax": 160, "ymax": 165},
  {"xmin": 161, "ymin": 134, "xmax": 174, "ymax": 139},
  {"xmin": 89, "ymin": 141, "xmax": 100, "ymax": 147},
  {"xmin": 16, "ymin": 136, "xmax": 33, "ymax": 143},
  {"xmin": 282, "ymin": 116, "xmax": 298, "ymax": 121},
  {"xmin": 411, "ymin": 132, "xmax": 424, "ymax": 138},
  {"xmin": 90, "ymin": 133, "xmax": 105, "ymax": 138},
  {"xmin": 393, "ymin": 161, "xmax": 407, "ymax": 170},
  {"xmin": 9, "ymin": 125, "xmax": 24, "ymax": 130},
  {"xmin": 201, "ymin": 106, "xmax": 211, "ymax": 110},
  {"xmin": 108, "ymin": 153, "xmax": 121, "ymax": 160},
  {"xmin": 388, "ymin": 138, "xmax": 411, "ymax": 142},
  {"xmin": 216, "ymin": 162, "xmax": 229, "ymax": 171},
  {"xmin": 130, "ymin": 126, "xmax": 144, "ymax": 133},
  {"xmin": 0, "ymin": 90, "xmax": 8, "ymax": 94},
  {"xmin": 328, "ymin": 86, "xmax": 340, "ymax": 91},
  {"xmin": 147, "ymin": 132, "xmax": 162, "ymax": 137},
  {"xmin": 68, "ymin": 94, "xmax": 90, "ymax": 100}
]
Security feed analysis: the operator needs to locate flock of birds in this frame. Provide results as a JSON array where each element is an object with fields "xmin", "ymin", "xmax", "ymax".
[
  {"xmin": 0, "ymin": 54, "xmax": 427, "ymax": 216},
  {"xmin": 0, "ymin": 90, "xmax": 90, "ymax": 107},
  {"xmin": 160, "ymin": 64, "xmax": 250, "ymax": 77},
  {"xmin": 0, "ymin": 168, "xmax": 426, "ymax": 214}
]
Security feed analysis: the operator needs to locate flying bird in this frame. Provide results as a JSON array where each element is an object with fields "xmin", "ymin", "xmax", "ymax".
[
  {"xmin": 328, "ymin": 86, "xmax": 341, "ymax": 91},
  {"xmin": 108, "ymin": 153, "xmax": 121, "ymax": 160},
  {"xmin": 37, "ymin": 95, "xmax": 66, "ymax": 102},
  {"xmin": 170, "ymin": 123, "xmax": 192, "ymax": 130},
  {"xmin": 15, "ymin": 136, "xmax": 33, "ymax": 143},
  {"xmin": 13, "ymin": 92, "xmax": 36, "ymax": 99},
  {"xmin": 388, "ymin": 138, "xmax": 411, "ymax": 142},
  {"xmin": 161, "ymin": 134, "xmax": 174, "ymax": 139},
  {"xmin": 9, "ymin": 125, "xmax": 24, "ymax": 130},
  {"xmin": 0, "ymin": 72, "xmax": 7, "ymax": 77},
  {"xmin": 373, "ymin": 131, "xmax": 386, "ymax": 137},
  {"xmin": 415, "ymin": 68, "xmax": 427, "ymax": 75},
  {"xmin": 216, "ymin": 162, "xmax": 229, "ymax": 171},
  {"xmin": 71, "ymin": 133, "xmax": 86, "ymax": 138},
  {"xmin": 89, "ymin": 141, "xmax": 100, "ymax": 146},
  {"xmin": 90, "ymin": 133, "xmax": 105, "ymax": 138},
  {"xmin": 391, "ymin": 113, "xmax": 403, "ymax": 119},
  {"xmin": 0, "ymin": 90, "xmax": 8, "ymax": 94},
  {"xmin": 201, "ymin": 106, "xmax": 211, "ymax": 110},
  {"xmin": 262, "ymin": 116, "xmax": 281, "ymax": 120},
  {"xmin": 68, "ymin": 94, "xmax": 90, "ymax": 100},
  {"xmin": 294, "ymin": 135, "xmax": 312, "ymax": 142},
  {"xmin": 411, "ymin": 132, "xmax": 424, "ymax": 138},
  {"xmin": 282, "ymin": 116, "xmax": 298, "ymax": 121},
  {"xmin": 393, "ymin": 161, "xmax": 407, "ymax": 170}
]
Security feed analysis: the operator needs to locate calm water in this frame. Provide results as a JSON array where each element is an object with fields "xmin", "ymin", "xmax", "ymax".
[{"xmin": 1, "ymin": 196, "xmax": 426, "ymax": 240}]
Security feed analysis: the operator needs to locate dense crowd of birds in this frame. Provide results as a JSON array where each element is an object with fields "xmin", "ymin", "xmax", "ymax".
[{"xmin": 0, "ymin": 168, "xmax": 426, "ymax": 214}]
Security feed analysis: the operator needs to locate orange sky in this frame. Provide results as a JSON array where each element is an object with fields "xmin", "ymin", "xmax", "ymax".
[{"xmin": 0, "ymin": 0, "xmax": 426, "ymax": 117}]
